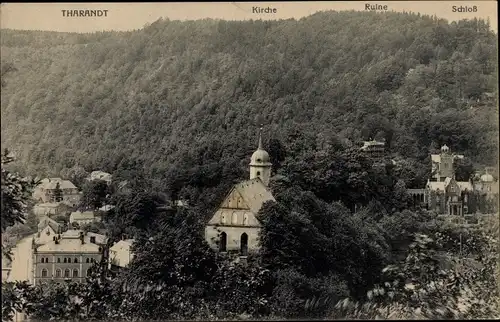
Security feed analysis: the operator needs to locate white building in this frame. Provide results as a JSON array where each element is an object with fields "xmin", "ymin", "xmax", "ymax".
[
  {"xmin": 69, "ymin": 211, "xmax": 99, "ymax": 226},
  {"xmin": 87, "ymin": 171, "xmax": 112, "ymax": 184},
  {"xmin": 109, "ymin": 239, "xmax": 135, "ymax": 269}
]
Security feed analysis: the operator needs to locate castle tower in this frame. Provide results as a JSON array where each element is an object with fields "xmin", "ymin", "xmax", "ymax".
[
  {"xmin": 249, "ymin": 127, "xmax": 272, "ymax": 186},
  {"xmin": 439, "ymin": 144, "xmax": 454, "ymax": 181}
]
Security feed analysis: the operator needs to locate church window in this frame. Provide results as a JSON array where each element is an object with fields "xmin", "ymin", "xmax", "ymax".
[
  {"xmin": 41, "ymin": 269, "xmax": 48, "ymax": 278},
  {"xmin": 41, "ymin": 258, "xmax": 45, "ymax": 263},
  {"xmin": 63, "ymin": 258, "xmax": 67, "ymax": 263},
  {"xmin": 240, "ymin": 233, "xmax": 248, "ymax": 256},
  {"xmin": 219, "ymin": 232, "xmax": 227, "ymax": 252},
  {"xmin": 231, "ymin": 212, "xmax": 238, "ymax": 224}
]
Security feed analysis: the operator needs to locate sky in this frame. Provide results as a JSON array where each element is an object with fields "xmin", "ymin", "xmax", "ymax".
[{"xmin": 0, "ymin": 1, "xmax": 497, "ymax": 33}]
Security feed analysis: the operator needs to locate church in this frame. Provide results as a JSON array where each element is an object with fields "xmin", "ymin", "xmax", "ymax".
[{"xmin": 204, "ymin": 130, "xmax": 275, "ymax": 256}]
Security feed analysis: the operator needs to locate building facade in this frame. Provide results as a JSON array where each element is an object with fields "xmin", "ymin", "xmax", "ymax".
[
  {"xmin": 33, "ymin": 178, "xmax": 82, "ymax": 207},
  {"xmin": 360, "ymin": 139, "xmax": 386, "ymax": 163},
  {"xmin": 109, "ymin": 239, "xmax": 135, "ymax": 271},
  {"xmin": 205, "ymin": 129, "xmax": 275, "ymax": 256},
  {"xmin": 32, "ymin": 230, "xmax": 106, "ymax": 286},
  {"xmin": 69, "ymin": 211, "xmax": 100, "ymax": 226}
]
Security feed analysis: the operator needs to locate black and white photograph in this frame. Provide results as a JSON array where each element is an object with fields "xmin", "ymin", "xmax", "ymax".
[{"xmin": 1, "ymin": 1, "xmax": 498, "ymax": 320}]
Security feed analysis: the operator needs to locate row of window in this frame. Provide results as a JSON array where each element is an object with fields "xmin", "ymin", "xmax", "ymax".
[
  {"xmin": 220, "ymin": 212, "xmax": 249, "ymax": 225},
  {"xmin": 40, "ymin": 268, "xmax": 91, "ymax": 278},
  {"xmin": 40, "ymin": 257, "xmax": 97, "ymax": 264}
]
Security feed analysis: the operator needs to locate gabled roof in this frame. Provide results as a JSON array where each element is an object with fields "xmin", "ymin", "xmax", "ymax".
[
  {"xmin": 38, "ymin": 178, "xmax": 77, "ymax": 190},
  {"xmin": 427, "ymin": 178, "xmax": 473, "ymax": 192},
  {"xmin": 231, "ymin": 178, "xmax": 275, "ymax": 214},
  {"xmin": 70, "ymin": 211, "xmax": 95, "ymax": 220},
  {"xmin": 110, "ymin": 239, "xmax": 134, "ymax": 252},
  {"xmin": 38, "ymin": 216, "xmax": 61, "ymax": 232}
]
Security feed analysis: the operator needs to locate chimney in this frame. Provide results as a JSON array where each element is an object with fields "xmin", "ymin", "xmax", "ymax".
[{"xmin": 80, "ymin": 232, "xmax": 85, "ymax": 244}]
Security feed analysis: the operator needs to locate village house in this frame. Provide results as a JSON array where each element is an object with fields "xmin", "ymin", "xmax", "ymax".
[
  {"xmin": 108, "ymin": 239, "xmax": 135, "ymax": 271},
  {"xmin": 33, "ymin": 202, "xmax": 70, "ymax": 217},
  {"xmin": 35, "ymin": 216, "xmax": 63, "ymax": 245},
  {"xmin": 69, "ymin": 211, "xmax": 100, "ymax": 226},
  {"xmin": 359, "ymin": 139, "xmax": 386, "ymax": 162},
  {"xmin": 205, "ymin": 129, "xmax": 275, "ymax": 256},
  {"xmin": 33, "ymin": 178, "xmax": 82, "ymax": 207}
]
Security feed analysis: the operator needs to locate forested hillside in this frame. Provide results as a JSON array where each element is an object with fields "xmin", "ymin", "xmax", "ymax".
[{"xmin": 1, "ymin": 11, "xmax": 498, "ymax": 194}]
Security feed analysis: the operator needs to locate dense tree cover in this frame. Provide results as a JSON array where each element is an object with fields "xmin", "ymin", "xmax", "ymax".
[
  {"xmin": 1, "ymin": 149, "xmax": 38, "ymax": 260},
  {"xmin": 1, "ymin": 11, "xmax": 498, "ymax": 321},
  {"xmin": 1, "ymin": 12, "xmax": 497, "ymax": 194}
]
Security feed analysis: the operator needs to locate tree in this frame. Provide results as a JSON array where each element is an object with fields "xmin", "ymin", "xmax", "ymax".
[
  {"xmin": 81, "ymin": 179, "xmax": 109, "ymax": 210},
  {"xmin": 1, "ymin": 150, "xmax": 38, "ymax": 260},
  {"xmin": 53, "ymin": 182, "xmax": 63, "ymax": 202}
]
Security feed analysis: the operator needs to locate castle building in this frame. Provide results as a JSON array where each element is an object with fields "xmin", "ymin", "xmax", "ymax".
[
  {"xmin": 430, "ymin": 145, "xmax": 465, "ymax": 182},
  {"xmin": 205, "ymin": 129, "xmax": 275, "ymax": 256},
  {"xmin": 423, "ymin": 145, "xmax": 473, "ymax": 216}
]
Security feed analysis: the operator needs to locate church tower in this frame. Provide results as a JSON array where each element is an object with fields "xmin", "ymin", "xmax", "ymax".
[{"xmin": 249, "ymin": 127, "xmax": 272, "ymax": 186}]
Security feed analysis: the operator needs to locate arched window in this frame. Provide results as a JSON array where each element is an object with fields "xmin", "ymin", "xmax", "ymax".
[
  {"xmin": 86, "ymin": 258, "xmax": 90, "ymax": 263},
  {"xmin": 219, "ymin": 232, "xmax": 227, "ymax": 252},
  {"xmin": 86, "ymin": 269, "xmax": 91, "ymax": 277},
  {"xmin": 74, "ymin": 258, "xmax": 78, "ymax": 263},
  {"xmin": 243, "ymin": 213, "xmax": 249, "ymax": 226},
  {"xmin": 40, "ymin": 258, "xmax": 45, "ymax": 263},
  {"xmin": 63, "ymin": 258, "xmax": 67, "ymax": 263},
  {"xmin": 57, "ymin": 258, "xmax": 61, "ymax": 263},
  {"xmin": 46, "ymin": 257, "xmax": 49, "ymax": 263},
  {"xmin": 41, "ymin": 269, "xmax": 48, "ymax": 278},
  {"xmin": 240, "ymin": 233, "xmax": 248, "ymax": 256},
  {"xmin": 220, "ymin": 212, "xmax": 226, "ymax": 224},
  {"xmin": 256, "ymin": 171, "xmax": 261, "ymax": 176},
  {"xmin": 231, "ymin": 212, "xmax": 238, "ymax": 225},
  {"xmin": 64, "ymin": 269, "xmax": 70, "ymax": 278},
  {"xmin": 73, "ymin": 269, "xmax": 79, "ymax": 278},
  {"xmin": 55, "ymin": 269, "xmax": 61, "ymax": 277}
]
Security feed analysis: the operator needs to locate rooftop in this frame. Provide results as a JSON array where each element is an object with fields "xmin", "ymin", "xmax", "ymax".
[{"xmin": 70, "ymin": 211, "xmax": 95, "ymax": 220}]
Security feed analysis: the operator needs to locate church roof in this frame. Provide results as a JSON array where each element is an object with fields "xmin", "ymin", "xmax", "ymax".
[{"xmin": 233, "ymin": 178, "xmax": 275, "ymax": 214}]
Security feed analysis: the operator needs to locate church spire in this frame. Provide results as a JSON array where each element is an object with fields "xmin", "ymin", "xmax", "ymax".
[{"xmin": 258, "ymin": 125, "xmax": 263, "ymax": 150}]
